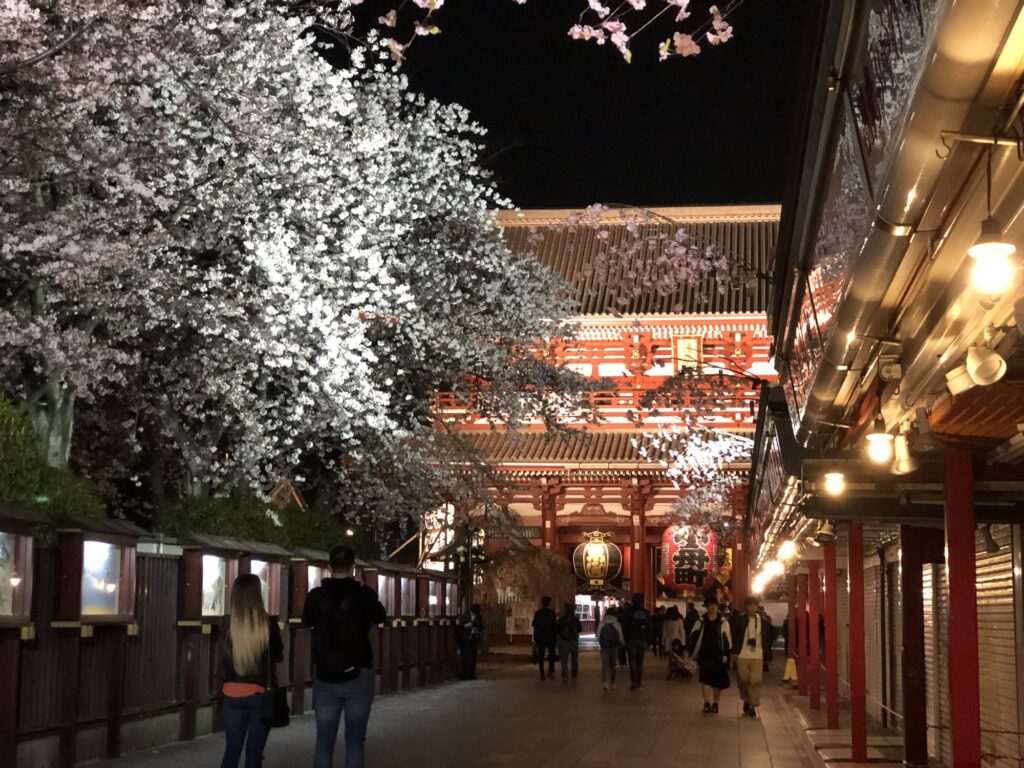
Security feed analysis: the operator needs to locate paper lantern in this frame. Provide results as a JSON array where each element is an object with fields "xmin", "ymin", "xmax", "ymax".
[
  {"xmin": 661, "ymin": 524, "xmax": 718, "ymax": 595},
  {"xmin": 572, "ymin": 532, "xmax": 623, "ymax": 588}
]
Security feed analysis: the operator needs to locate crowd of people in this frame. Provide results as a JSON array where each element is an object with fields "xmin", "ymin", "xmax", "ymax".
[{"xmin": 531, "ymin": 592, "xmax": 780, "ymax": 717}]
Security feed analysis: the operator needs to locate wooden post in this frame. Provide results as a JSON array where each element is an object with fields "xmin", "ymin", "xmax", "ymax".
[
  {"xmin": 808, "ymin": 560, "xmax": 821, "ymax": 710},
  {"xmin": 848, "ymin": 522, "xmax": 867, "ymax": 763},
  {"xmin": 945, "ymin": 452, "xmax": 981, "ymax": 768},
  {"xmin": 55, "ymin": 530, "xmax": 84, "ymax": 768},
  {"xmin": 288, "ymin": 559, "xmax": 309, "ymax": 715},
  {"xmin": 823, "ymin": 542, "xmax": 839, "ymax": 729},
  {"xmin": 900, "ymin": 526, "xmax": 930, "ymax": 767},
  {"xmin": 797, "ymin": 573, "xmax": 808, "ymax": 695},
  {"xmin": 177, "ymin": 549, "xmax": 203, "ymax": 741},
  {"xmin": 0, "ymin": 629, "xmax": 20, "ymax": 768}
]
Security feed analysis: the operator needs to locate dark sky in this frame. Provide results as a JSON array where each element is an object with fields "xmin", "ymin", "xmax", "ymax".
[{"xmin": 358, "ymin": 1, "xmax": 807, "ymax": 209}]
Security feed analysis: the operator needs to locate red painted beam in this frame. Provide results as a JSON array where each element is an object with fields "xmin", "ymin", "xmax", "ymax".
[
  {"xmin": 797, "ymin": 573, "xmax": 808, "ymax": 695},
  {"xmin": 808, "ymin": 561, "xmax": 821, "ymax": 710},
  {"xmin": 945, "ymin": 452, "xmax": 981, "ymax": 768},
  {"xmin": 823, "ymin": 543, "xmax": 839, "ymax": 728},
  {"xmin": 900, "ymin": 526, "xmax": 928, "ymax": 766},
  {"xmin": 848, "ymin": 522, "xmax": 867, "ymax": 763}
]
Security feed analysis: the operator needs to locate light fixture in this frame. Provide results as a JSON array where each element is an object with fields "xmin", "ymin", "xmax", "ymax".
[
  {"xmin": 891, "ymin": 429, "xmax": 919, "ymax": 475},
  {"xmin": 778, "ymin": 540, "xmax": 798, "ymax": 561},
  {"xmin": 981, "ymin": 524, "xmax": 1000, "ymax": 554},
  {"xmin": 945, "ymin": 364, "xmax": 976, "ymax": 395},
  {"xmin": 971, "ymin": 250, "xmax": 1015, "ymax": 296},
  {"xmin": 9, "ymin": 574, "xmax": 21, "ymax": 588},
  {"xmin": 968, "ymin": 216, "xmax": 1016, "ymax": 260},
  {"xmin": 764, "ymin": 560, "xmax": 785, "ymax": 577},
  {"xmin": 865, "ymin": 415, "xmax": 895, "ymax": 465},
  {"xmin": 913, "ymin": 407, "xmax": 942, "ymax": 454},
  {"xmin": 752, "ymin": 573, "xmax": 767, "ymax": 594},
  {"xmin": 804, "ymin": 536, "xmax": 822, "ymax": 548},
  {"xmin": 345, "ymin": 528, "xmax": 355, "ymax": 537},
  {"xmin": 966, "ymin": 326, "xmax": 1006, "ymax": 386},
  {"xmin": 816, "ymin": 520, "xmax": 837, "ymax": 543},
  {"xmin": 822, "ymin": 472, "xmax": 846, "ymax": 497},
  {"xmin": 967, "ymin": 147, "xmax": 1017, "ymax": 297}
]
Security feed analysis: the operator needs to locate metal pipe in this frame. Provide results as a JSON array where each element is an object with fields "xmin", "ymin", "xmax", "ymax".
[{"xmin": 941, "ymin": 130, "xmax": 1022, "ymax": 149}]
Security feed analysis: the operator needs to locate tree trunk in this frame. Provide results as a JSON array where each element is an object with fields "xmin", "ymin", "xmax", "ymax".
[{"xmin": 30, "ymin": 379, "xmax": 76, "ymax": 469}]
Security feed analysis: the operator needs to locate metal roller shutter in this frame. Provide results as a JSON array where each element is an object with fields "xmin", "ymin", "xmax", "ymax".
[
  {"xmin": 976, "ymin": 524, "xmax": 1019, "ymax": 767},
  {"xmin": 865, "ymin": 563, "xmax": 884, "ymax": 723},
  {"xmin": 923, "ymin": 563, "xmax": 940, "ymax": 763},
  {"xmin": 886, "ymin": 555, "xmax": 903, "ymax": 729},
  {"xmin": 935, "ymin": 563, "xmax": 952, "ymax": 764}
]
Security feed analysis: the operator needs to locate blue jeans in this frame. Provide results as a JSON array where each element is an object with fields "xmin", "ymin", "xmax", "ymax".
[
  {"xmin": 600, "ymin": 648, "xmax": 619, "ymax": 686},
  {"xmin": 221, "ymin": 694, "xmax": 269, "ymax": 768},
  {"xmin": 313, "ymin": 669, "xmax": 376, "ymax": 768},
  {"xmin": 558, "ymin": 640, "xmax": 579, "ymax": 679}
]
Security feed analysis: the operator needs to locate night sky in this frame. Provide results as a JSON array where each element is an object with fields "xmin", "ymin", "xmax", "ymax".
[{"xmin": 361, "ymin": 0, "xmax": 808, "ymax": 209}]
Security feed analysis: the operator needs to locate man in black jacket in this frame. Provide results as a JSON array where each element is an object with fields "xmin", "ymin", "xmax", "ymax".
[
  {"xmin": 302, "ymin": 545, "xmax": 387, "ymax": 768},
  {"xmin": 532, "ymin": 596, "xmax": 558, "ymax": 681}
]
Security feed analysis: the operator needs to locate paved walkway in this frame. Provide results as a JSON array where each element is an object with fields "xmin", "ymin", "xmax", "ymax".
[{"xmin": 100, "ymin": 652, "xmax": 819, "ymax": 768}]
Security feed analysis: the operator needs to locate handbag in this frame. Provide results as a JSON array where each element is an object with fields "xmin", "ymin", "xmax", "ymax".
[{"xmin": 259, "ymin": 642, "xmax": 290, "ymax": 728}]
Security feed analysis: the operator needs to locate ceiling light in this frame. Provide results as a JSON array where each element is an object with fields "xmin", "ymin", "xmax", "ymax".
[
  {"xmin": 752, "ymin": 574, "xmax": 767, "ymax": 594},
  {"xmin": 778, "ymin": 540, "xmax": 798, "ymax": 561},
  {"xmin": 945, "ymin": 364, "xmax": 976, "ymax": 396},
  {"xmin": 891, "ymin": 431, "xmax": 919, "ymax": 475},
  {"xmin": 968, "ymin": 216, "xmax": 1016, "ymax": 260},
  {"xmin": 913, "ymin": 407, "xmax": 942, "ymax": 454},
  {"xmin": 971, "ymin": 251, "xmax": 1016, "ymax": 296},
  {"xmin": 816, "ymin": 520, "xmax": 837, "ymax": 543},
  {"xmin": 822, "ymin": 472, "xmax": 845, "ymax": 497},
  {"xmin": 865, "ymin": 415, "xmax": 894, "ymax": 464},
  {"xmin": 804, "ymin": 536, "xmax": 821, "ymax": 548},
  {"xmin": 764, "ymin": 560, "xmax": 785, "ymax": 577}
]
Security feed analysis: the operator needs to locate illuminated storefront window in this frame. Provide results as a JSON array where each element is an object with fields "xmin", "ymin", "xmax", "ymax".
[
  {"xmin": 202, "ymin": 555, "xmax": 227, "ymax": 617},
  {"xmin": 400, "ymin": 577, "xmax": 416, "ymax": 616},
  {"xmin": 308, "ymin": 565, "xmax": 324, "ymax": 591},
  {"xmin": 250, "ymin": 559, "xmax": 272, "ymax": 610},
  {"xmin": 81, "ymin": 540, "xmax": 122, "ymax": 617},
  {"xmin": 378, "ymin": 575, "xmax": 396, "ymax": 616}
]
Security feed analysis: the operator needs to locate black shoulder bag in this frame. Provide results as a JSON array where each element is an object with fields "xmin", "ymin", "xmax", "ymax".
[{"xmin": 259, "ymin": 632, "xmax": 290, "ymax": 728}]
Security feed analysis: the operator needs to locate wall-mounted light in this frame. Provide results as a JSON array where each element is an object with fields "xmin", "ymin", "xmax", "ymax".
[
  {"xmin": 822, "ymin": 472, "xmax": 845, "ymax": 497},
  {"xmin": 945, "ymin": 364, "xmax": 976, "ymax": 396},
  {"xmin": 966, "ymin": 325, "xmax": 1006, "ymax": 386},
  {"xmin": 865, "ymin": 415, "xmax": 895, "ymax": 465},
  {"xmin": 891, "ymin": 427, "xmax": 919, "ymax": 475}
]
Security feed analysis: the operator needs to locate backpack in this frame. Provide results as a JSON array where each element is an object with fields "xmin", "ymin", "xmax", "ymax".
[
  {"xmin": 313, "ymin": 588, "xmax": 365, "ymax": 683},
  {"xmin": 599, "ymin": 621, "xmax": 620, "ymax": 649}
]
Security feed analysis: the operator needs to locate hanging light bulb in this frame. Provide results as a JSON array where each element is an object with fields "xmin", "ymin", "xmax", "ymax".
[
  {"xmin": 778, "ymin": 540, "xmax": 798, "ymax": 561},
  {"xmin": 968, "ymin": 216, "xmax": 1016, "ymax": 260},
  {"xmin": 822, "ymin": 472, "xmax": 845, "ymax": 497},
  {"xmin": 865, "ymin": 415, "xmax": 894, "ymax": 465},
  {"xmin": 971, "ymin": 251, "xmax": 1016, "ymax": 296}
]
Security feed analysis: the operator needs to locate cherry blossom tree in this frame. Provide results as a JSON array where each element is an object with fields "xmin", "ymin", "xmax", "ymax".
[{"xmin": 2, "ymin": 1, "xmax": 596, "ymax": 523}]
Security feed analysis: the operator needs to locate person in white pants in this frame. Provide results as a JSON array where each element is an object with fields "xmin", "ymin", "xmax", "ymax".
[{"xmin": 733, "ymin": 596, "xmax": 772, "ymax": 717}]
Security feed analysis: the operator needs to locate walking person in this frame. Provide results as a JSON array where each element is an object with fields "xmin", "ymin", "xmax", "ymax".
[
  {"xmin": 688, "ymin": 597, "xmax": 733, "ymax": 714},
  {"xmin": 532, "ymin": 596, "xmax": 558, "ymax": 681},
  {"xmin": 661, "ymin": 605, "xmax": 685, "ymax": 656},
  {"xmin": 597, "ymin": 606, "xmax": 625, "ymax": 691},
  {"xmin": 683, "ymin": 600, "xmax": 700, "ymax": 638},
  {"xmin": 556, "ymin": 603, "xmax": 582, "ymax": 683},
  {"xmin": 621, "ymin": 593, "xmax": 652, "ymax": 691},
  {"xmin": 758, "ymin": 605, "xmax": 775, "ymax": 672},
  {"xmin": 216, "ymin": 573, "xmax": 284, "ymax": 768},
  {"xmin": 652, "ymin": 606, "xmax": 666, "ymax": 657},
  {"xmin": 733, "ymin": 597, "xmax": 773, "ymax": 717},
  {"xmin": 302, "ymin": 545, "xmax": 387, "ymax": 768},
  {"xmin": 458, "ymin": 603, "xmax": 483, "ymax": 680}
]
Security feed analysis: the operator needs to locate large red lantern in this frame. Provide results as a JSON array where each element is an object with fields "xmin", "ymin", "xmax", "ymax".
[{"xmin": 661, "ymin": 524, "xmax": 719, "ymax": 595}]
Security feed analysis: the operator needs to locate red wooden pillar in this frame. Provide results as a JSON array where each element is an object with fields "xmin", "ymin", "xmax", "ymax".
[
  {"xmin": 787, "ymin": 573, "xmax": 797, "ymax": 662},
  {"xmin": 808, "ymin": 560, "xmax": 821, "ymax": 709},
  {"xmin": 945, "ymin": 452, "xmax": 981, "ymax": 768},
  {"xmin": 797, "ymin": 573, "xmax": 808, "ymax": 695},
  {"xmin": 823, "ymin": 542, "xmax": 839, "ymax": 729},
  {"xmin": 732, "ymin": 541, "xmax": 748, "ymax": 609},
  {"xmin": 55, "ymin": 530, "xmax": 84, "ymax": 768},
  {"xmin": 288, "ymin": 559, "xmax": 309, "ymax": 715},
  {"xmin": 848, "ymin": 522, "xmax": 868, "ymax": 763}
]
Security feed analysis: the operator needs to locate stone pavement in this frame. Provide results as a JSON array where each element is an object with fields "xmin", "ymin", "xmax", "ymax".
[{"xmin": 98, "ymin": 651, "xmax": 820, "ymax": 768}]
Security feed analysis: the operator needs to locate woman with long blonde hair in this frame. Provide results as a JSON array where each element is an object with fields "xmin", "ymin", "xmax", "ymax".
[{"xmin": 217, "ymin": 573, "xmax": 284, "ymax": 768}]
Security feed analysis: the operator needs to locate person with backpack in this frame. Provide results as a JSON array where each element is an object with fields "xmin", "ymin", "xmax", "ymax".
[
  {"xmin": 597, "ymin": 606, "xmax": 625, "ymax": 691},
  {"xmin": 620, "ymin": 593, "xmax": 652, "ymax": 691},
  {"xmin": 532, "ymin": 596, "xmax": 558, "ymax": 681},
  {"xmin": 688, "ymin": 596, "xmax": 733, "ymax": 714},
  {"xmin": 302, "ymin": 545, "xmax": 387, "ymax": 768},
  {"xmin": 216, "ymin": 574, "xmax": 285, "ymax": 768},
  {"xmin": 556, "ymin": 602, "xmax": 583, "ymax": 683}
]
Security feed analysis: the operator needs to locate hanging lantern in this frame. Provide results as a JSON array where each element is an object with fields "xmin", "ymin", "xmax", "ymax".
[
  {"xmin": 572, "ymin": 531, "xmax": 623, "ymax": 589},
  {"xmin": 661, "ymin": 524, "xmax": 721, "ymax": 595}
]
